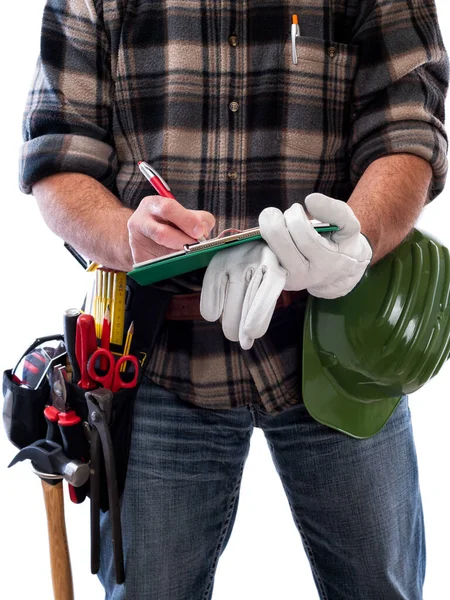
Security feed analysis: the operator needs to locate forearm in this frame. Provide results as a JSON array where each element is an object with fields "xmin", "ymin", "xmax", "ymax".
[
  {"xmin": 32, "ymin": 173, "xmax": 133, "ymax": 271},
  {"xmin": 348, "ymin": 154, "xmax": 432, "ymax": 264}
]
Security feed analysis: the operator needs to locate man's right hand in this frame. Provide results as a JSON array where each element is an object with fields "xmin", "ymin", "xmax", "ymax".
[{"xmin": 128, "ymin": 195, "xmax": 216, "ymax": 265}]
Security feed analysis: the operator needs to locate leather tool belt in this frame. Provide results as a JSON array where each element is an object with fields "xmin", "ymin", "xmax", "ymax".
[{"xmin": 165, "ymin": 289, "xmax": 308, "ymax": 320}]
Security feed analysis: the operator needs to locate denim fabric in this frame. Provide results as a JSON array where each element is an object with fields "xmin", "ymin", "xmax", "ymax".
[{"xmin": 98, "ymin": 378, "xmax": 425, "ymax": 599}]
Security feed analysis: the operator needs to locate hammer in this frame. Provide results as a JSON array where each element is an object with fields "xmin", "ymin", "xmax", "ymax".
[{"xmin": 9, "ymin": 440, "xmax": 90, "ymax": 600}]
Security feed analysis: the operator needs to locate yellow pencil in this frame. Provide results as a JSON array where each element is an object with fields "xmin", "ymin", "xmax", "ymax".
[
  {"xmin": 86, "ymin": 261, "xmax": 101, "ymax": 273},
  {"xmin": 120, "ymin": 321, "xmax": 134, "ymax": 372}
]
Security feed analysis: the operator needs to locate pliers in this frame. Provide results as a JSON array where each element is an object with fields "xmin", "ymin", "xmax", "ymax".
[
  {"xmin": 86, "ymin": 388, "xmax": 124, "ymax": 584},
  {"xmin": 44, "ymin": 366, "xmax": 90, "ymax": 503}
]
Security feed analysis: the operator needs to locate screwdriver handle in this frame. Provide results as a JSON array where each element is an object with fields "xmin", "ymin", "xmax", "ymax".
[{"xmin": 64, "ymin": 309, "xmax": 81, "ymax": 383}]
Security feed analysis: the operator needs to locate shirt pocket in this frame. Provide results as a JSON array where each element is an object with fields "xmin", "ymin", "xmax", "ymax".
[{"xmin": 278, "ymin": 36, "xmax": 359, "ymax": 158}]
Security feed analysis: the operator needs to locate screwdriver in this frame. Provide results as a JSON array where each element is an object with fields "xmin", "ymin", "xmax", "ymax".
[{"xmin": 64, "ymin": 308, "xmax": 81, "ymax": 383}]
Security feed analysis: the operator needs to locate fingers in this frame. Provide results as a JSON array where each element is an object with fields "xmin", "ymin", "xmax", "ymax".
[
  {"xmin": 201, "ymin": 273, "xmax": 248, "ymax": 343},
  {"xmin": 130, "ymin": 196, "xmax": 215, "ymax": 247},
  {"xmin": 239, "ymin": 264, "xmax": 286, "ymax": 349},
  {"xmin": 221, "ymin": 280, "xmax": 248, "ymax": 342},
  {"xmin": 145, "ymin": 195, "xmax": 208, "ymax": 239},
  {"xmin": 283, "ymin": 202, "xmax": 334, "ymax": 256},
  {"xmin": 200, "ymin": 242, "xmax": 287, "ymax": 348},
  {"xmin": 190, "ymin": 210, "xmax": 216, "ymax": 238},
  {"xmin": 259, "ymin": 206, "xmax": 307, "ymax": 273},
  {"xmin": 200, "ymin": 261, "xmax": 228, "ymax": 323},
  {"xmin": 304, "ymin": 193, "xmax": 361, "ymax": 240},
  {"xmin": 128, "ymin": 197, "xmax": 216, "ymax": 264}
]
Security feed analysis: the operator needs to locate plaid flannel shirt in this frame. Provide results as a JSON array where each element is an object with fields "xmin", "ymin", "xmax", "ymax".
[{"xmin": 20, "ymin": 0, "xmax": 448, "ymax": 413}]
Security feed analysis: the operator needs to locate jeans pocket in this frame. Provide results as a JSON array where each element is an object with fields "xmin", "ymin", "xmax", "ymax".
[{"xmin": 278, "ymin": 36, "xmax": 358, "ymax": 157}]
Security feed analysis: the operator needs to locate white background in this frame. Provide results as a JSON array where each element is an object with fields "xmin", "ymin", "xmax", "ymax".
[{"xmin": 0, "ymin": 2, "xmax": 449, "ymax": 599}]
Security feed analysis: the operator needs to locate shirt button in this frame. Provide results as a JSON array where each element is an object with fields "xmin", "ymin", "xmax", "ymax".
[
  {"xmin": 227, "ymin": 171, "xmax": 238, "ymax": 180},
  {"xmin": 328, "ymin": 46, "xmax": 337, "ymax": 58},
  {"xmin": 229, "ymin": 35, "xmax": 238, "ymax": 47},
  {"xmin": 229, "ymin": 101, "xmax": 240, "ymax": 112}
]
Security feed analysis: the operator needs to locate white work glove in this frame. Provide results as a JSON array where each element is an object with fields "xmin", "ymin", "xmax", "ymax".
[
  {"xmin": 200, "ymin": 241, "xmax": 287, "ymax": 349},
  {"xmin": 259, "ymin": 193, "xmax": 372, "ymax": 299}
]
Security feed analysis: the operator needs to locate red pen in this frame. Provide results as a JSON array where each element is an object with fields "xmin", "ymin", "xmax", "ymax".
[{"xmin": 138, "ymin": 160, "xmax": 206, "ymax": 242}]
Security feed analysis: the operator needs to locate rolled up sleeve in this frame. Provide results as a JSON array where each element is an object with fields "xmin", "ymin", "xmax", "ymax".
[
  {"xmin": 19, "ymin": 0, "xmax": 117, "ymax": 194},
  {"xmin": 350, "ymin": 0, "xmax": 449, "ymax": 200}
]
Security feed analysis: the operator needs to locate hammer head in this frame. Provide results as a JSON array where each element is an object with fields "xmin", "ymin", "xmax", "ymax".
[{"xmin": 8, "ymin": 439, "xmax": 90, "ymax": 487}]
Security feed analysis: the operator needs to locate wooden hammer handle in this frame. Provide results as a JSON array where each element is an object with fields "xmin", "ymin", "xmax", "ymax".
[{"xmin": 41, "ymin": 480, "xmax": 74, "ymax": 600}]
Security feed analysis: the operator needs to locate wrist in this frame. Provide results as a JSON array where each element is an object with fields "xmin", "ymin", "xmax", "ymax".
[
  {"xmin": 347, "ymin": 154, "xmax": 431, "ymax": 264},
  {"xmin": 33, "ymin": 173, "xmax": 134, "ymax": 271}
]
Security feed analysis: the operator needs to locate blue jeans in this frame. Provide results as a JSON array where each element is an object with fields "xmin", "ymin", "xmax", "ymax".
[{"xmin": 98, "ymin": 378, "xmax": 425, "ymax": 599}]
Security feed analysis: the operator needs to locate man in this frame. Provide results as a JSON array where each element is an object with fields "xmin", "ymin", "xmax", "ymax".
[{"xmin": 20, "ymin": 0, "xmax": 448, "ymax": 598}]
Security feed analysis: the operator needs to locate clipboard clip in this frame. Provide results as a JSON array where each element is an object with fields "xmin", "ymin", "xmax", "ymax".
[{"xmin": 184, "ymin": 228, "xmax": 261, "ymax": 253}]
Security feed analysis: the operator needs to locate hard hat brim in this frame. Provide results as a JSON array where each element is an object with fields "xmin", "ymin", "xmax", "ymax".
[{"xmin": 302, "ymin": 297, "xmax": 403, "ymax": 439}]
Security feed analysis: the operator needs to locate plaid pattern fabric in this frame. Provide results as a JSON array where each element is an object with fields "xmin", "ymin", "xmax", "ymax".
[{"xmin": 20, "ymin": 0, "xmax": 448, "ymax": 412}]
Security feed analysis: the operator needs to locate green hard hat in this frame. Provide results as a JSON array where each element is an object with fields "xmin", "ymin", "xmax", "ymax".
[{"xmin": 303, "ymin": 229, "xmax": 450, "ymax": 439}]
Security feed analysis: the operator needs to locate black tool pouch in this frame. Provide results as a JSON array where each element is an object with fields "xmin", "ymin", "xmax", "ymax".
[
  {"xmin": 64, "ymin": 380, "xmax": 139, "ymax": 510},
  {"xmin": 3, "ymin": 334, "xmax": 65, "ymax": 449},
  {"xmin": 3, "ymin": 370, "xmax": 50, "ymax": 449},
  {"xmin": 3, "ymin": 279, "xmax": 172, "ymax": 584},
  {"xmin": 3, "ymin": 373, "xmax": 137, "ymax": 512}
]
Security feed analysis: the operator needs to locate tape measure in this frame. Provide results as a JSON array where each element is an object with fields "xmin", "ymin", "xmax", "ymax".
[{"xmin": 110, "ymin": 272, "xmax": 127, "ymax": 345}]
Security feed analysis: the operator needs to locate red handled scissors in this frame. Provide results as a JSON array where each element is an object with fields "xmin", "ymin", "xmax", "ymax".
[{"xmin": 87, "ymin": 348, "xmax": 139, "ymax": 392}]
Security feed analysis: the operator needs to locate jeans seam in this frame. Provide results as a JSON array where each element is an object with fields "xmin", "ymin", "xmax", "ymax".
[
  {"xmin": 291, "ymin": 511, "xmax": 329, "ymax": 600},
  {"xmin": 248, "ymin": 405, "xmax": 261, "ymax": 427},
  {"xmin": 201, "ymin": 461, "xmax": 246, "ymax": 599}
]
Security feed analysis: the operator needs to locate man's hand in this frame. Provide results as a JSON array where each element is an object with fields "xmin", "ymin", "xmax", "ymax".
[
  {"xmin": 200, "ymin": 241, "xmax": 287, "ymax": 349},
  {"xmin": 128, "ymin": 196, "xmax": 215, "ymax": 265},
  {"xmin": 259, "ymin": 194, "xmax": 372, "ymax": 299}
]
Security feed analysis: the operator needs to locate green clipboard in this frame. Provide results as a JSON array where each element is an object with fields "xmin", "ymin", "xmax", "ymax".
[{"xmin": 127, "ymin": 224, "xmax": 338, "ymax": 286}]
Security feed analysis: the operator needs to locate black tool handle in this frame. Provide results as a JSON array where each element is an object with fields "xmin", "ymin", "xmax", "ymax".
[
  {"xmin": 44, "ymin": 406, "xmax": 63, "ymax": 446},
  {"xmin": 64, "ymin": 309, "xmax": 82, "ymax": 384},
  {"xmin": 59, "ymin": 415, "xmax": 89, "ymax": 459},
  {"xmin": 89, "ymin": 429, "xmax": 101, "ymax": 574}
]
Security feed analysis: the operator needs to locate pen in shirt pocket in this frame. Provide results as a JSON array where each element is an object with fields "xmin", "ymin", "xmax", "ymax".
[{"xmin": 291, "ymin": 14, "xmax": 300, "ymax": 64}]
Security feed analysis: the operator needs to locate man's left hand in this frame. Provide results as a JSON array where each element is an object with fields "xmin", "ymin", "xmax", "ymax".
[{"xmin": 259, "ymin": 193, "xmax": 372, "ymax": 299}]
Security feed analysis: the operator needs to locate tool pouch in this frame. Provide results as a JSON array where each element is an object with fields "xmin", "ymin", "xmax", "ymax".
[
  {"xmin": 3, "ymin": 280, "xmax": 172, "ymax": 584},
  {"xmin": 3, "ymin": 365, "xmax": 137, "ymax": 513},
  {"xmin": 3, "ymin": 371, "xmax": 50, "ymax": 449},
  {"xmin": 3, "ymin": 281, "xmax": 171, "ymax": 501},
  {"xmin": 3, "ymin": 334, "xmax": 66, "ymax": 449},
  {"xmin": 63, "ymin": 380, "xmax": 139, "ymax": 510}
]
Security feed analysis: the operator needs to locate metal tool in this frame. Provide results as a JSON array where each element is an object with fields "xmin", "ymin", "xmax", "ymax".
[
  {"xmin": 86, "ymin": 388, "xmax": 124, "ymax": 584},
  {"xmin": 8, "ymin": 439, "xmax": 90, "ymax": 487},
  {"xmin": 44, "ymin": 367, "xmax": 90, "ymax": 503},
  {"xmin": 64, "ymin": 308, "xmax": 82, "ymax": 383}
]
